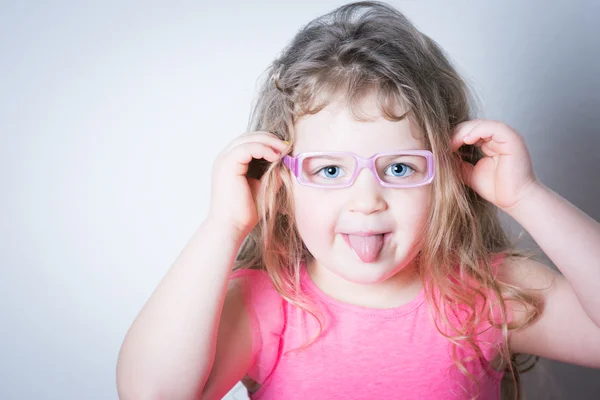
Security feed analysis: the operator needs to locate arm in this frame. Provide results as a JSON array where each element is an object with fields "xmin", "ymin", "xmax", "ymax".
[
  {"xmin": 501, "ymin": 183, "xmax": 600, "ymax": 367},
  {"xmin": 116, "ymin": 219, "xmax": 253, "ymax": 399},
  {"xmin": 451, "ymin": 120, "xmax": 600, "ymax": 367},
  {"xmin": 506, "ymin": 182, "xmax": 600, "ymax": 327}
]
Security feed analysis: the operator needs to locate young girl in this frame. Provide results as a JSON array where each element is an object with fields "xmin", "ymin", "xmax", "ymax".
[{"xmin": 116, "ymin": 2, "xmax": 600, "ymax": 399}]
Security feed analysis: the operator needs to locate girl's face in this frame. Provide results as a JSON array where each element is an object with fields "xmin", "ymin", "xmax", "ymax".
[{"xmin": 291, "ymin": 93, "xmax": 432, "ymax": 285}]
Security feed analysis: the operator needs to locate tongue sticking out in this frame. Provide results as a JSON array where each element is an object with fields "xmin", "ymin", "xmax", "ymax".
[{"xmin": 346, "ymin": 234, "xmax": 384, "ymax": 263}]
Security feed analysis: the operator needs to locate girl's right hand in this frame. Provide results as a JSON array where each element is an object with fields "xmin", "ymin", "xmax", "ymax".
[{"xmin": 207, "ymin": 131, "xmax": 288, "ymax": 237}]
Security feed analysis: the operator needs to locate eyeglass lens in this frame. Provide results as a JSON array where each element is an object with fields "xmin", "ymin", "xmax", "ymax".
[{"xmin": 300, "ymin": 153, "xmax": 429, "ymax": 186}]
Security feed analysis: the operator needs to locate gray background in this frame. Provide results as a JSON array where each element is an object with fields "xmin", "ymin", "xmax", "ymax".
[{"xmin": 1, "ymin": 0, "xmax": 598, "ymax": 399}]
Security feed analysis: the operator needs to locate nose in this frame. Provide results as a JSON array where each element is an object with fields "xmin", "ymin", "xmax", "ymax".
[{"xmin": 346, "ymin": 168, "xmax": 387, "ymax": 214}]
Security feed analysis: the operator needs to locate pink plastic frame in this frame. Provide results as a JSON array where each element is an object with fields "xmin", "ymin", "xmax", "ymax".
[{"xmin": 283, "ymin": 150, "xmax": 435, "ymax": 188}]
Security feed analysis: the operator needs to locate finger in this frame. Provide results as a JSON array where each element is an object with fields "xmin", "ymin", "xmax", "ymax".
[
  {"xmin": 450, "ymin": 120, "xmax": 486, "ymax": 151},
  {"xmin": 459, "ymin": 136, "xmax": 505, "ymax": 159},
  {"xmin": 227, "ymin": 131, "xmax": 289, "ymax": 154},
  {"xmin": 228, "ymin": 142, "xmax": 282, "ymax": 176},
  {"xmin": 479, "ymin": 138, "xmax": 506, "ymax": 157},
  {"xmin": 226, "ymin": 133, "xmax": 283, "ymax": 153},
  {"xmin": 461, "ymin": 121, "xmax": 516, "ymax": 155}
]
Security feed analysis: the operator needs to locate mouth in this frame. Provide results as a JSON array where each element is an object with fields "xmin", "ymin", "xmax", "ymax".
[{"xmin": 341, "ymin": 232, "xmax": 392, "ymax": 263}]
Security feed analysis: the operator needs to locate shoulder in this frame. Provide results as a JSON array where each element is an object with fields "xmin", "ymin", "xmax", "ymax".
[
  {"xmin": 201, "ymin": 271, "xmax": 270, "ymax": 398},
  {"xmin": 230, "ymin": 268, "xmax": 284, "ymax": 312},
  {"xmin": 230, "ymin": 268, "xmax": 285, "ymax": 326},
  {"xmin": 230, "ymin": 268, "xmax": 286, "ymax": 383},
  {"xmin": 231, "ymin": 268, "xmax": 274, "ymax": 288}
]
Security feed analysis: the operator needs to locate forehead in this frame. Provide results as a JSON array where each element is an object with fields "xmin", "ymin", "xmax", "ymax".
[{"xmin": 292, "ymin": 94, "xmax": 425, "ymax": 155}]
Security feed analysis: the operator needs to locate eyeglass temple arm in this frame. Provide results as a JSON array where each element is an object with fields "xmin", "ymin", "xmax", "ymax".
[{"xmin": 282, "ymin": 155, "xmax": 297, "ymax": 175}]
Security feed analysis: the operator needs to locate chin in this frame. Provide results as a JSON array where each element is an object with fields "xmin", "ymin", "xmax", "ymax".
[
  {"xmin": 303, "ymin": 230, "xmax": 422, "ymax": 285},
  {"xmin": 326, "ymin": 250, "xmax": 415, "ymax": 285}
]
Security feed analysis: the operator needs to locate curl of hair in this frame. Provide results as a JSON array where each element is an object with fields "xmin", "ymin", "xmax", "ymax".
[{"xmin": 234, "ymin": 2, "xmax": 541, "ymax": 398}]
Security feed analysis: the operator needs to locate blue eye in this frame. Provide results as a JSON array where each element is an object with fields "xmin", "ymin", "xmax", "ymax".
[
  {"xmin": 318, "ymin": 165, "xmax": 343, "ymax": 179},
  {"xmin": 385, "ymin": 163, "xmax": 414, "ymax": 177}
]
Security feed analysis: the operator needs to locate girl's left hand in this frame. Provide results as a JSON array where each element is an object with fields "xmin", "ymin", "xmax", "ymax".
[{"xmin": 451, "ymin": 119, "xmax": 539, "ymax": 211}]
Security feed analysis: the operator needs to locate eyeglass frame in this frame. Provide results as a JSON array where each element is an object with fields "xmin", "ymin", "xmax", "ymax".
[{"xmin": 282, "ymin": 150, "xmax": 435, "ymax": 189}]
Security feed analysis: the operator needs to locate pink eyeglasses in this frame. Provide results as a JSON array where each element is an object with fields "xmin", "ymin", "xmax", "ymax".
[{"xmin": 283, "ymin": 150, "xmax": 435, "ymax": 188}]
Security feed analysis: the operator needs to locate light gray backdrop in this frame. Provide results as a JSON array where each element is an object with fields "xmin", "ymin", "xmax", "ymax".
[{"xmin": 1, "ymin": 1, "xmax": 598, "ymax": 399}]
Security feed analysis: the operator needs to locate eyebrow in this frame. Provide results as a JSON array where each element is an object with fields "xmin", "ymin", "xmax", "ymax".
[{"xmin": 304, "ymin": 154, "xmax": 349, "ymax": 162}]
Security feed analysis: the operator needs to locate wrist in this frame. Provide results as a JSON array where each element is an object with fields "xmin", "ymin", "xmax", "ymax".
[
  {"xmin": 502, "ymin": 180, "xmax": 549, "ymax": 218},
  {"xmin": 202, "ymin": 215, "xmax": 251, "ymax": 244}
]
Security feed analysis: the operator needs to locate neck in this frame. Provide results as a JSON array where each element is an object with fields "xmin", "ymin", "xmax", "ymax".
[{"xmin": 306, "ymin": 259, "xmax": 423, "ymax": 309}]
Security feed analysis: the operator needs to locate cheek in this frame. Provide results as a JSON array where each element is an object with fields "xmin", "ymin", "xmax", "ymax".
[
  {"xmin": 292, "ymin": 185, "xmax": 338, "ymax": 244},
  {"xmin": 390, "ymin": 188, "xmax": 432, "ymax": 232}
]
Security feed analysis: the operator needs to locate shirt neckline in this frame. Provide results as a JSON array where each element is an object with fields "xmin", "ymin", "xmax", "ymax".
[{"xmin": 300, "ymin": 264, "xmax": 426, "ymax": 318}]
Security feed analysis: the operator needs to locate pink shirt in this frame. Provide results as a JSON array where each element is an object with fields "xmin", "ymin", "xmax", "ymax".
[{"xmin": 231, "ymin": 266, "xmax": 505, "ymax": 400}]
